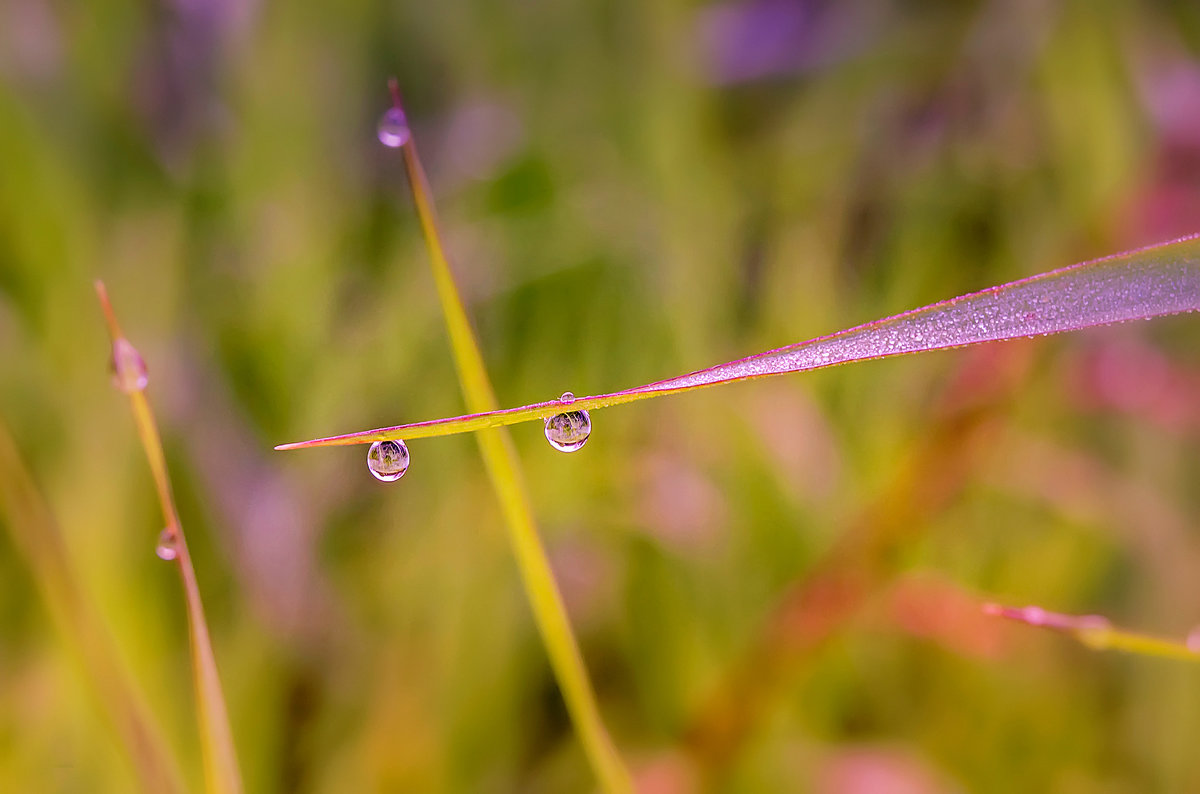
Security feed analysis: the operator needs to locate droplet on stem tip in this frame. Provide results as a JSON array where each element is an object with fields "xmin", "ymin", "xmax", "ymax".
[
  {"xmin": 367, "ymin": 439, "xmax": 410, "ymax": 482},
  {"xmin": 377, "ymin": 107, "xmax": 410, "ymax": 148},
  {"xmin": 156, "ymin": 528, "xmax": 178, "ymax": 561},
  {"xmin": 110, "ymin": 338, "xmax": 149, "ymax": 393}
]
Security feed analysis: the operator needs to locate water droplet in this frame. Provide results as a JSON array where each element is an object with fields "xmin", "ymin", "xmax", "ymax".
[
  {"xmin": 544, "ymin": 409, "xmax": 591, "ymax": 453},
  {"xmin": 377, "ymin": 107, "xmax": 410, "ymax": 148},
  {"xmin": 156, "ymin": 528, "xmax": 178, "ymax": 561},
  {"xmin": 1076, "ymin": 614, "xmax": 1111, "ymax": 630},
  {"xmin": 1021, "ymin": 606, "xmax": 1046, "ymax": 626},
  {"xmin": 110, "ymin": 338, "xmax": 148, "ymax": 393},
  {"xmin": 559, "ymin": 391, "xmax": 575, "ymax": 405},
  {"xmin": 367, "ymin": 439, "xmax": 410, "ymax": 481}
]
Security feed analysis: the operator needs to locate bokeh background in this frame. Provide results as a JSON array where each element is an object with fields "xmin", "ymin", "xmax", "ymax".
[{"xmin": 2, "ymin": 0, "xmax": 1200, "ymax": 791}]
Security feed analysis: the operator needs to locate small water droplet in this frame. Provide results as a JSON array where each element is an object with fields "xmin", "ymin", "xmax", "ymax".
[
  {"xmin": 1021, "ymin": 606, "xmax": 1046, "ymax": 626},
  {"xmin": 544, "ymin": 409, "xmax": 591, "ymax": 453},
  {"xmin": 1076, "ymin": 615, "xmax": 1111, "ymax": 631},
  {"xmin": 377, "ymin": 107, "xmax": 410, "ymax": 148},
  {"xmin": 559, "ymin": 391, "xmax": 575, "ymax": 405},
  {"xmin": 110, "ymin": 338, "xmax": 148, "ymax": 393},
  {"xmin": 367, "ymin": 439, "xmax": 410, "ymax": 481},
  {"xmin": 156, "ymin": 528, "xmax": 178, "ymax": 561}
]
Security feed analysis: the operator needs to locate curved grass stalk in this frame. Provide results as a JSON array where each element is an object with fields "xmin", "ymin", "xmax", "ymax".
[
  {"xmin": 983, "ymin": 603, "xmax": 1200, "ymax": 662},
  {"xmin": 278, "ymin": 234, "xmax": 1200, "ymax": 450},
  {"xmin": 96, "ymin": 282, "xmax": 244, "ymax": 794},
  {"xmin": 379, "ymin": 82, "xmax": 630, "ymax": 792}
]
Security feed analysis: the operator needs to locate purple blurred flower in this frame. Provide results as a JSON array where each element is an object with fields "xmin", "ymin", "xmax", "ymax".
[{"xmin": 695, "ymin": 0, "xmax": 886, "ymax": 85}]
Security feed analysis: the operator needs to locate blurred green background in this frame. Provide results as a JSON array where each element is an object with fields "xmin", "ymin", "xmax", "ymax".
[{"xmin": 2, "ymin": 0, "xmax": 1200, "ymax": 791}]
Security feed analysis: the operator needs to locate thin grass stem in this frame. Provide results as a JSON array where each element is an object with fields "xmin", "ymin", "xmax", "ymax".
[
  {"xmin": 983, "ymin": 603, "xmax": 1200, "ymax": 662},
  {"xmin": 382, "ymin": 81, "xmax": 631, "ymax": 793},
  {"xmin": 96, "ymin": 282, "xmax": 244, "ymax": 794}
]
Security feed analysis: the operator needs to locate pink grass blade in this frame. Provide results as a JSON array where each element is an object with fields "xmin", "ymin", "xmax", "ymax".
[
  {"xmin": 278, "ymin": 234, "xmax": 1200, "ymax": 450},
  {"xmin": 983, "ymin": 602, "xmax": 1200, "ymax": 662},
  {"xmin": 96, "ymin": 282, "xmax": 244, "ymax": 794}
]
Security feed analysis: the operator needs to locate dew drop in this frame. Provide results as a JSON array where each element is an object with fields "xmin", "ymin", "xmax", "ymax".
[
  {"xmin": 544, "ymin": 409, "xmax": 591, "ymax": 453},
  {"xmin": 110, "ymin": 338, "xmax": 148, "ymax": 393},
  {"xmin": 1076, "ymin": 614, "xmax": 1112, "ymax": 634},
  {"xmin": 156, "ymin": 528, "xmax": 178, "ymax": 561},
  {"xmin": 1022, "ymin": 607, "xmax": 1047, "ymax": 626},
  {"xmin": 377, "ymin": 107, "xmax": 411, "ymax": 148},
  {"xmin": 367, "ymin": 439, "xmax": 410, "ymax": 481},
  {"xmin": 559, "ymin": 391, "xmax": 575, "ymax": 405}
]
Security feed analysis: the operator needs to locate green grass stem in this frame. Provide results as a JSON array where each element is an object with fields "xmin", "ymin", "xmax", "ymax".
[
  {"xmin": 386, "ymin": 82, "xmax": 632, "ymax": 793},
  {"xmin": 96, "ymin": 282, "xmax": 245, "ymax": 794}
]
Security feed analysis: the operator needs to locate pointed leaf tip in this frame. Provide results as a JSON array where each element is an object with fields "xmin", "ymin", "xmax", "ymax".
[
  {"xmin": 275, "ymin": 234, "xmax": 1200, "ymax": 450},
  {"xmin": 94, "ymin": 279, "xmax": 123, "ymax": 341}
]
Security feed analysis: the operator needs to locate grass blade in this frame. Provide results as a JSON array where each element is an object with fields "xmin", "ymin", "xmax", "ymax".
[
  {"xmin": 380, "ymin": 83, "xmax": 630, "ymax": 792},
  {"xmin": 278, "ymin": 234, "xmax": 1200, "ymax": 449},
  {"xmin": 96, "ymin": 282, "xmax": 244, "ymax": 794},
  {"xmin": 983, "ymin": 603, "xmax": 1200, "ymax": 662},
  {"xmin": 0, "ymin": 418, "xmax": 186, "ymax": 792}
]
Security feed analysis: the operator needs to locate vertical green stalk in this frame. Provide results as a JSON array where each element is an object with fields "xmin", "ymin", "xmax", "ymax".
[
  {"xmin": 385, "ymin": 81, "xmax": 631, "ymax": 793},
  {"xmin": 96, "ymin": 282, "xmax": 244, "ymax": 794}
]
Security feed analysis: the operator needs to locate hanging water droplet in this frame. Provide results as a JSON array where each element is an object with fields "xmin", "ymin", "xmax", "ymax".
[
  {"xmin": 377, "ymin": 107, "xmax": 411, "ymax": 148},
  {"xmin": 367, "ymin": 439, "xmax": 410, "ymax": 481},
  {"xmin": 544, "ymin": 409, "xmax": 591, "ymax": 453},
  {"xmin": 156, "ymin": 528, "xmax": 178, "ymax": 561},
  {"xmin": 559, "ymin": 391, "xmax": 575, "ymax": 405},
  {"xmin": 110, "ymin": 338, "xmax": 148, "ymax": 393}
]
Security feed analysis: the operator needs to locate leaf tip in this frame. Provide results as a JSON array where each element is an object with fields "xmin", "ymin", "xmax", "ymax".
[
  {"xmin": 387, "ymin": 76, "xmax": 402, "ymax": 109},
  {"xmin": 980, "ymin": 602, "xmax": 1005, "ymax": 618},
  {"xmin": 94, "ymin": 279, "xmax": 122, "ymax": 341},
  {"xmin": 274, "ymin": 435, "xmax": 353, "ymax": 451}
]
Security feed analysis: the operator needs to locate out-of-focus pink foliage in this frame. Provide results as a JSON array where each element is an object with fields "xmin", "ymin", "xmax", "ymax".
[
  {"xmin": 883, "ymin": 575, "xmax": 1009, "ymax": 660},
  {"xmin": 816, "ymin": 746, "xmax": 955, "ymax": 794},
  {"xmin": 1066, "ymin": 337, "xmax": 1200, "ymax": 435}
]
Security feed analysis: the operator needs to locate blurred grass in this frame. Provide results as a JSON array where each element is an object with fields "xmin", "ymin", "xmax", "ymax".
[
  {"xmin": 983, "ymin": 602, "xmax": 1200, "ymax": 661},
  {"xmin": 0, "ymin": 417, "xmax": 185, "ymax": 792},
  {"xmin": 1, "ymin": 1, "xmax": 1199, "ymax": 792}
]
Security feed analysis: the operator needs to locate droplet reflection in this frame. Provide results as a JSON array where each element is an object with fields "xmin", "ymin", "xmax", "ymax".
[
  {"xmin": 377, "ymin": 107, "xmax": 411, "ymax": 148},
  {"xmin": 111, "ymin": 338, "xmax": 149, "ymax": 393},
  {"xmin": 156, "ymin": 528, "xmax": 178, "ymax": 561},
  {"xmin": 367, "ymin": 439, "xmax": 410, "ymax": 482},
  {"xmin": 544, "ymin": 409, "xmax": 591, "ymax": 453}
]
